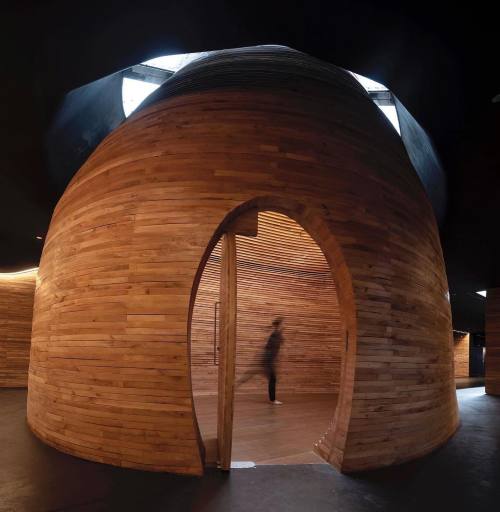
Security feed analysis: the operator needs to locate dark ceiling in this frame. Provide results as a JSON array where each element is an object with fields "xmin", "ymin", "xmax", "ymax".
[{"xmin": 1, "ymin": 1, "xmax": 498, "ymax": 329}]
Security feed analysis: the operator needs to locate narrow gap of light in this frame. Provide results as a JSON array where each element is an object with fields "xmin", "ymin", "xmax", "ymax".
[
  {"xmin": 0, "ymin": 267, "xmax": 38, "ymax": 277},
  {"xmin": 122, "ymin": 78, "xmax": 161, "ymax": 117},
  {"xmin": 230, "ymin": 461, "xmax": 256, "ymax": 469},
  {"xmin": 378, "ymin": 105, "xmax": 401, "ymax": 134},
  {"xmin": 142, "ymin": 52, "xmax": 205, "ymax": 72},
  {"xmin": 349, "ymin": 71, "xmax": 400, "ymax": 135},
  {"xmin": 476, "ymin": 290, "xmax": 487, "ymax": 298},
  {"xmin": 123, "ymin": 51, "xmax": 207, "ymax": 117},
  {"xmin": 349, "ymin": 71, "xmax": 388, "ymax": 92}
]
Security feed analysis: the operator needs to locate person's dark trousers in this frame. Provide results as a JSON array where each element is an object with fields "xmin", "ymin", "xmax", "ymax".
[{"xmin": 268, "ymin": 372, "xmax": 276, "ymax": 401}]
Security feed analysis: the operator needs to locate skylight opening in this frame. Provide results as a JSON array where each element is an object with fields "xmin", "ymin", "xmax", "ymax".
[
  {"xmin": 143, "ymin": 52, "xmax": 206, "ymax": 72},
  {"xmin": 350, "ymin": 72, "xmax": 388, "ymax": 92},
  {"xmin": 122, "ymin": 51, "xmax": 206, "ymax": 117},
  {"xmin": 349, "ymin": 71, "xmax": 401, "ymax": 135},
  {"xmin": 122, "ymin": 78, "xmax": 161, "ymax": 117},
  {"xmin": 122, "ymin": 51, "xmax": 403, "ymax": 135},
  {"xmin": 378, "ymin": 105, "xmax": 400, "ymax": 134}
]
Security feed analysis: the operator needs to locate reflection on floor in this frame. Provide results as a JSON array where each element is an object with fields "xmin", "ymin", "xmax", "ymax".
[
  {"xmin": 193, "ymin": 393, "xmax": 337, "ymax": 465},
  {"xmin": 1, "ymin": 387, "xmax": 499, "ymax": 512},
  {"xmin": 455, "ymin": 376, "xmax": 485, "ymax": 389}
]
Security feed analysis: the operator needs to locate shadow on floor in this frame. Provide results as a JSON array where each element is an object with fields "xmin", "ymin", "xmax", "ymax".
[{"xmin": 1, "ymin": 388, "xmax": 499, "ymax": 512}]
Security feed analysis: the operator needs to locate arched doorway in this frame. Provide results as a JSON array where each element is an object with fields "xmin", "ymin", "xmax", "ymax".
[{"xmin": 190, "ymin": 206, "xmax": 347, "ymax": 469}]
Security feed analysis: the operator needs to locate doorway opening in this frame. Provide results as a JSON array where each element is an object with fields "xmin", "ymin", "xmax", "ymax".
[{"xmin": 190, "ymin": 210, "xmax": 344, "ymax": 468}]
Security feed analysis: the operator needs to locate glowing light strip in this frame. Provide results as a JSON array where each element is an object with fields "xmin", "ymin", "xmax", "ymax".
[
  {"xmin": 0, "ymin": 267, "xmax": 39, "ymax": 277},
  {"xmin": 453, "ymin": 329, "xmax": 469, "ymax": 335}
]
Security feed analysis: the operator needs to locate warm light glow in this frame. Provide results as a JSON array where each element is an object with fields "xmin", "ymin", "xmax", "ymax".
[
  {"xmin": 0, "ymin": 267, "xmax": 38, "ymax": 278},
  {"xmin": 476, "ymin": 290, "xmax": 487, "ymax": 298}
]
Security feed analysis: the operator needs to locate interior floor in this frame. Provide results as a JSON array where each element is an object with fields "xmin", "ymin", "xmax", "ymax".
[
  {"xmin": 194, "ymin": 392, "xmax": 337, "ymax": 465},
  {"xmin": 1, "ymin": 387, "xmax": 499, "ymax": 512}
]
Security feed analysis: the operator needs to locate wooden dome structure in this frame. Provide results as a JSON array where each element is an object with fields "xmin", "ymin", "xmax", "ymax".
[{"xmin": 27, "ymin": 46, "xmax": 458, "ymax": 475}]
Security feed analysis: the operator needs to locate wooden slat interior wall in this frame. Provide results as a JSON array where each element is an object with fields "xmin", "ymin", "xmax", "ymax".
[
  {"xmin": 453, "ymin": 332, "xmax": 469, "ymax": 378},
  {"xmin": 0, "ymin": 271, "xmax": 36, "ymax": 387},
  {"xmin": 486, "ymin": 288, "xmax": 500, "ymax": 394},
  {"xmin": 191, "ymin": 211, "xmax": 342, "ymax": 395}
]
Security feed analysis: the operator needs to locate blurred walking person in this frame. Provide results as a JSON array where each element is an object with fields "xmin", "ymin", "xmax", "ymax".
[
  {"xmin": 236, "ymin": 317, "xmax": 285, "ymax": 404},
  {"xmin": 264, "ymin": 317, "xmax": 284, "ymax": 404}
]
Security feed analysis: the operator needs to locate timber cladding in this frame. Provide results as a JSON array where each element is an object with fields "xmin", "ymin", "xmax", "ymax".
[
  {"xmin": 486, "ymin": 288, "xmax": 500, "ymax": 394},
  {"xmin": 453, "ymin": 332, "xmax": 470, "ymax": 379},
  {"xmin": 27, "ymin": 47, "xmax": 458, "ymax": 476},
  {"xmin": 0, "ymin": 271, "xmax": 36, "ymax": 387}
]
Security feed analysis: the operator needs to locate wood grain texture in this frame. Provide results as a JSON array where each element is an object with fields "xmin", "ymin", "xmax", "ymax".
[
  {"xmin": 0, "ymin": 271, "xmax": 36, "ymax": 387},
  {"xmin": 195, "ymin": 393, "xmax": 336, "ymax": 465},
  {"xmin": 216, "ymin": 233, "xmax": 237, "ymax": 470},
  {"xmin": 486, "ymin": 289, "xmax": 500, "ymax": 394},
  {"xmin": 453, "ymin": 332, "xmax": 469, "ymax": 379},
  {"xmin": 27, "ymin": 46, "xmax": 458, "ymax": 475},
  {"xmin": 191, "ymin": 211, "xmax": 343, "ymax": 396}
]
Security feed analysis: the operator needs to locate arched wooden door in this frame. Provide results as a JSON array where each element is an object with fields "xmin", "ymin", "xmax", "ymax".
[
  {"xmin": 216, "ymin": 211, "xmax": 259, "ymax": 470},
  {"xmin": 217, "ymin": 232, "xmax": 237, "ymax": 470}
]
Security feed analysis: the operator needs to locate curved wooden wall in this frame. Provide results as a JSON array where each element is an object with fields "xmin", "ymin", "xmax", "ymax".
[
  {"xmin": 453, "ymin": 332, "xmax": 470, "ymax": 379},
  {"xmin": 486, "ymin": 288, "xmax": 500, "ymax": 394},
  {"xmin": 191, "ymin": 211, "xmax": 342, "ymax": 396},
  {"xmin": 0, "ymin": 271, "xmax": 36, "ymax": 387},
  {"xmin": 27, "ymin": 46, "xmax": 458, "ymax": 475}
]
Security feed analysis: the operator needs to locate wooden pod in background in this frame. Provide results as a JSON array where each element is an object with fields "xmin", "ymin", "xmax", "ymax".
[
  {"xmin": 453, "ymin": 332, "xmax": 470, "ymax": 379},
  {"xmin": 0, "ymin": 270, "xmax": 36, "ymax": 387},
  {"xmin": 486, "ymin": 289, "xmax": 500, "ymax": 394},
  {"xmin": 27, "ymin": 46, "xmax": 458, "ymax": 475}
]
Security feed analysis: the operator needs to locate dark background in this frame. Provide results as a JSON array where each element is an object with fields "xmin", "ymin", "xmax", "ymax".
[{"xmin": 1, "ymin": 0, "xmax": 498, "ymax": 331}]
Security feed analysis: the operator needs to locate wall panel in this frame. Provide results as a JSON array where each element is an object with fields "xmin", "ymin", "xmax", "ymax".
[
  {"xmin": 486, "ymin": 289, "xmax": 500, "ymax": 394},
  {"xmin": 0, "ymin": 271, "xmax": 36, "ymax": 387},
  {"xmin": 453, "ymin": 332, "xmax": 469, "ymax": 379}
]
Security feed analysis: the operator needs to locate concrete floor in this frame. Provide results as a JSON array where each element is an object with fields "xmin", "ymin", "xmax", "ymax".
[{"xmin": 1, "ymin": 387, "xmax": 499, "ymax": 512}]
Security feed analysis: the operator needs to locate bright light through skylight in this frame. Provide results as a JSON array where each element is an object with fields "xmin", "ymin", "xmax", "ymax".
[
  {"xmin": 476, "ymin": 290, "xmax": 487, "ymax": 298},
  {"xmin": 122, "ymin": 78, "xmax": 161, "ymax": 117},
  {"xmin": 122, "ymin": 51, "xmax": 207, "ymax": 117},
  {"xmin": 143, "ymin": 52, "xmax": 205, "ymax": 72},
  {"xmin": 350, "ymin": 72, "xmax": 388, "ymax": 92},
  {"xmin": 378, "ymin": 105, "xmax": 401, "ymax": 134},
  {"xmin": 122, "ymin": 52, "xmax": 402, "ymax": 133},
  {"xmin": 349, "ymin": 71, "xmax": 401, "ymax": 135}
]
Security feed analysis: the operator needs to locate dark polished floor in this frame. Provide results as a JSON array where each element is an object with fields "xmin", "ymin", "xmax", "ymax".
[{"xmin": 1, "ymin": 387, "xmax": 499, "ymax": 512}]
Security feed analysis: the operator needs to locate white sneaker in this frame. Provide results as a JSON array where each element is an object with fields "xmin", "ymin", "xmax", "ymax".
[{"xmin": 272, "ymin": 400, "xmax": 283, "ymax": 405}]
